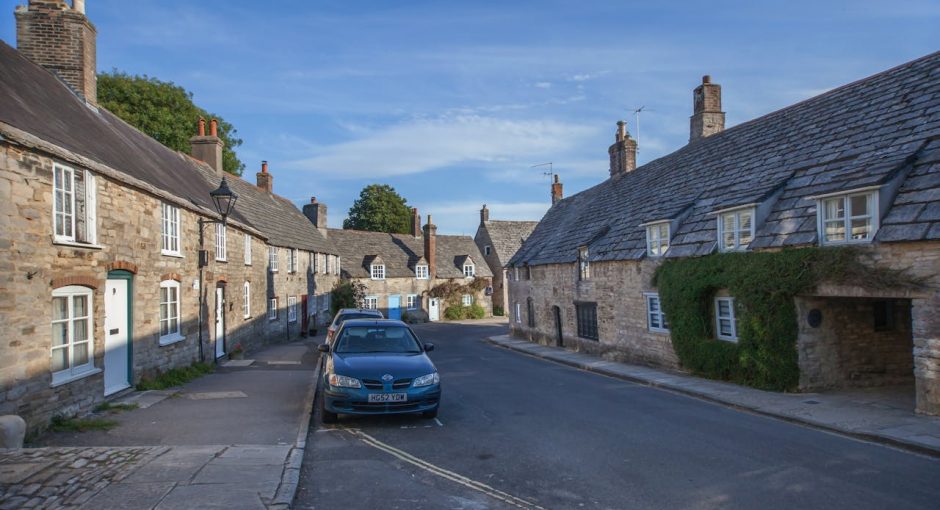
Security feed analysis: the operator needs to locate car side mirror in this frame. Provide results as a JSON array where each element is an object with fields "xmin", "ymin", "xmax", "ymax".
[
  {"xmin": 423, "ymin": 343, "xmax": 435, "ymax": 352},
  {"xmin": 317, "ymin": 344, "xmax": 330, "ymax": 353}
]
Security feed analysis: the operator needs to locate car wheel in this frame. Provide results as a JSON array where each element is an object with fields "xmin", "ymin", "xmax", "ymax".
[
  {"xmin": 320, "ymin": 394, "xmax": 338, "ymax": 424},
  {"xmin": 421, "ymin": 406, "xmax": 439, "ymax": 419}
]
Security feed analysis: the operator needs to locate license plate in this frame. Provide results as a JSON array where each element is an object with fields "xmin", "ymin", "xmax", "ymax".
[{"xmin": 368, "ymin": 393, "xmax": 407, "ymax": 403}]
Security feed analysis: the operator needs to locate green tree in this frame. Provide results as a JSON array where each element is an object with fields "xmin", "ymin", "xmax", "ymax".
[
  {"xmin": 330, "ymin": 280, "xmax": 367, "ymax": 316},
  {"xmin": 343, "ymin": 184, "xmax": 412, "ymax": 233},
  {"xmin": 97, "ymin": 70, "xmax": 245, "ymax": 176}
]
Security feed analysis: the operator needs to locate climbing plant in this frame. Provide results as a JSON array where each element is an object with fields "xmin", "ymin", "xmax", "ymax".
[
  {"xmin": 653, "ymin": 247, "xmax": 921, "ymax": 391},
  {"xmin": 429, "ymin": 278, "xmax": 490, "ymax": 320}
]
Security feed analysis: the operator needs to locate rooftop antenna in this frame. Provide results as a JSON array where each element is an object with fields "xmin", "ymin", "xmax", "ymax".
[{"xmin": 531, "ymin": 162, "xmax": 553, "ymax": 182}]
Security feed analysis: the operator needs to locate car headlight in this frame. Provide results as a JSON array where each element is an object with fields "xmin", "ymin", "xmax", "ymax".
[
  {"xmin": 329, "ymin": 374, "xmax": 361, "ymax": 389},
  {"xmin": 413, "ymin": 372, "xmax": 440, "ymax": 387}
]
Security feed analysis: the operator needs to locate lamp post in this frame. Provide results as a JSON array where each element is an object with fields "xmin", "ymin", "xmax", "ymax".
[{"xmin": 197, "ymin": 177, "xmax": 238, "ymax": 363}]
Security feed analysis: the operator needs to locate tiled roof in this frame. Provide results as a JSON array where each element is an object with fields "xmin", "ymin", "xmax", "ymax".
[
  {"xmin": 480, "ymin": 220, "xmax": 539, "ymax": 266},
  {"xmin": 511, "ymin": 52, "xmax": 940, "ymax": 266},
  {"xmin": 327, "ymin": 229, "xmax": 493, "ymax": 279},
  {"xmin": 0, "ymin": 41, "xmax": 335, "ymax": 254}
]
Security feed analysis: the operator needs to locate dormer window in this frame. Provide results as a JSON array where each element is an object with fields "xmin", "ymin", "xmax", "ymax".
[
  {"xmin": 415, "ymin": 264, "xmax": 429, "ymax": 279},
  {"xmin": 645, "ymin": 222, "xmax": 670, "ymax": 257},
  {"xmin": 578, "ymin": 246, "xmax": 590, "ymax": 280},
  {"xmin": 464, "ymin": 262, "xmax": 475, "ymax": 278},
  {"xmin": 371, "ymin": 263, "xmax": 385, "ymax": 280},
  {"xmin": 818, "ymin": 191, "xmax": 878, "ymax": 244},
  {"xmin": 718, "ymin": 208, "xmax": 754, "ymax": 252}
]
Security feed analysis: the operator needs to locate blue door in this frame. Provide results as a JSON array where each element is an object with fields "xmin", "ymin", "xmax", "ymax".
[{"xmin": 388, "ymin": 295, "xmax": 401, "ymax": 320}]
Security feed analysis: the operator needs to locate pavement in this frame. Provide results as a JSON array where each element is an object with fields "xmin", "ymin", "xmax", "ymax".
[
  {"xmin": 487, "ymin": 334, "xmax": 940, "ymax": 457},
  {"xmin": 0, "ymin": 335, "xmax": 322, "ymax": 510}
]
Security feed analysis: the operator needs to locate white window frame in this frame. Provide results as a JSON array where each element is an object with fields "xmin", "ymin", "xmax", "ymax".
[
  {"xmin": 288, "ymin": 296, "xmax": 298, "ymax": 322},
  {"xmin": 464, "ymin": 263, "xmax": 475, "ymax": 278},
  {"xmin": 288, "ymin": 248, "xmax": 298, "ymax": 273},
  {"xmin": 335, "ymin": 255, "xmax": 341, "ymax": 275},
  {"xmin": 215, "ymin": 223, "xmax": 227, "ymax": 261},
  {"xmin": 159, "ymin": 280, "xmax": 184, "ymax": 345},
  {"xmin": 415, "ymin": 264, "xmax": 429, "ymax": 279},
  {"xmin": 644, "ymin": 293, "xmax": 669, "ymax": 333},
  {"xmin": 313, "ymin": 252, "xmax": 320, "ymax": 274},
  {"xmin": 816, "ymin": 191, "xmax": 879, "ymax": 245},
  {"xmin": 645, "ymin": 222, "xmax": 670, "ymax": 257},
  {"xmin": 53, "ymin": 163, "xmax": 76, "ymax": 243},
  {"xmin": 243, "ymin": 281, "xmax": 251, "ymax": 319},
  {"xmin": 515, "ymin": 302, "xmax": 522, "ymax": 323},
  {"xmin": 578, "ymin": 246, "xmax": 590, "ymax": 280},
  {"xmin": 407, "ymin": 294, "xmax": 418, "ymax": 310},
  {"xmin": 715, "ymin": 297, "xmax": 738, "ymax": 342},
  {"xmin": 462, "ymin": 294, "xmax": 473, "ymax": 306},
  {"xmin": 371, "ymin": 264, "xmax": 385, "ymax": 280},
  {"xmin": 269, "ymin": 246, "xmax": 279, "ymax": 272},
  {"xmin": 325, "ymin": 253, "xmax": 331, "ymax": 274},
  {"xmin": 51, "ymin": 285, "xmax": 97, "ymax": 385},
  {"xmin": 364, "ymin": 296, "xmax": 378, "ymax": 310},
  {"xmin": 161, "ymin": 202, "xmax": 182, "ymax": 256},
  {"xmin": 717, "ymin": 208, "xmax": 755, "ymax": 252},
  {"xmin": 244, "ymin": 234, "xmax": 252, "ymax": 265},
  {"xmin": 321, "ymin": 293, "xmax": 331, "ymax": 312},
  {"xmin": 268, "ymin": 297, "xmax": 278, "ymax": 321}
]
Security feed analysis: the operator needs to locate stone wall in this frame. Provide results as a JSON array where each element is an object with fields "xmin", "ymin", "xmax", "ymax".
[
  {"xmin": 0, "ymin": 141, "xmax": 338, "ymax": 433},
  {"xmin": 796, "ymin": 297, "xmax": 914, "ymax": 390},
  {"xmin": 508, "ymin": 260, "xmax": 679, "ymax": 368},
  {"xmin": 353, "ymin": 275, "xmax": 492, "ymax": 321}
]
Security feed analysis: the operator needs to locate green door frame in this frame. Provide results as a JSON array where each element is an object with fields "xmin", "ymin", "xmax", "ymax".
[{"xmin": 106, "ymin": 270, "xmax": 134, "ymax": 384}]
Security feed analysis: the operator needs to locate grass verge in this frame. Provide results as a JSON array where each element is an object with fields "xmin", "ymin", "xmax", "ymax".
[
  {"xmin": 94, "ymin": 402, "xmax": 139, "ymax": 413},
  {"xmin": 49, "ymin": 415, "xmax": 119, "ymax": 433},
  {"xmin": 136, "ymin": 362, "xmax": 214, "ymax": 390}
]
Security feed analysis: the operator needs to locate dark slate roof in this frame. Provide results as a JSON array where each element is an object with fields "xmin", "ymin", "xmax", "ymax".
[
  {"xmin": 511, "ymin": 52, "xmax": 940, "ymax": 266},
  {"xmin": 327, "ymin": 229, "xmax": 493, "ymax": 279},
  {"xmin": 479, "ymin": 220, "xmax": 539, "ymax": 266},
  {"xmin": 0, "ymin": 41, "xmax": 335, "ymax": 254}
]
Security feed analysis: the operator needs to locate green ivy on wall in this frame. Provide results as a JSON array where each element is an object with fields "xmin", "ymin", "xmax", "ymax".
[{"xmin": 653, "ymin": 247, "xmax": 920, "ymax": 391}]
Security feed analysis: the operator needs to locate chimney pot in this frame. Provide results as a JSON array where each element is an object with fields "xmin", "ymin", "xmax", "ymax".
[
  {"xmin": 551, "ymin": 174, "xmax": 564, "ymax": 205},
  {"xmin": 310, "ymin": 197, "xmax": 317, "ymax": 204},
  {"xmin": 190, "ymin": 117, "xmax": 223, "ymax": 174},
  {"xmin": 703, "ymin": 75, "xmax": 711, "ymax": 84},
  {"xmin": 690, "ymin": 75, "xmax": 725, "ymax": 142},
  {"xmin": 256, "ymin": 160, "xmax": 273, "ymax": 192},
  {"xmin": 73, "ymin": 0, "xmax": 85, "ymax": 14},
  {"xmin": 210, "ymin": 119, "xmax": 219, "ymax": 137},
  {"xmin": 261, "ymin": 160, "xmax": 268, "ymax": 173},
  {"xmin": 608, "ymin": 121, "xmax": 637, "ymax": 178}
]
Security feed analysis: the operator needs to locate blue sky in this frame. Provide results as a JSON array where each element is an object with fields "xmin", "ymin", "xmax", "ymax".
[{"xmin": 2, "ymin": 1, "xmax": 938, "ymax": 235}]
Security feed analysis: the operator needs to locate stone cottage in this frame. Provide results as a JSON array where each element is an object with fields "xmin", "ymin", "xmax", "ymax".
[
  {"xmin": 305, "ymin": 204, "xmax": 493, "ymax": 321},
  {"xmin": 473, "ymin": 205, "xmax": 539, "ymax": 314},
  {"xmin": 508, "ymin": 54, "xmax": 940, "ymax": 416},
  {"xmin": 0, "ymin": 0, "xmax": 339, "ymax": 432}
]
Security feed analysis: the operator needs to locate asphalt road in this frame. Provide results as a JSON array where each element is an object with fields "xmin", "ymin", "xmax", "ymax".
[{"xmin": 295, "ymin": 321, "xmax": 940, "ymax": 510}]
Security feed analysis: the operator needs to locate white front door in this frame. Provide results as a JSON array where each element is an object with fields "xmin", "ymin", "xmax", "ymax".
[
  {"xmin": 104, "ymin": 279, "xmax": 130, "ymax": 395},
  {"xmin": 215, "ymin": 287, "xmax": 225, "ymax": 358},
  {"xmin": 429, "ymin": 298, "xmax": 440, "ymax": 322}
]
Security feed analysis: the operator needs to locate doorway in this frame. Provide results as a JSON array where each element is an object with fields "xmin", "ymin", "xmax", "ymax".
[
  {"xmin": 429, "ymin": 298, "xmax": 440, "ymax": 322},
  {"xmin": 553, "ymin": 306, "xmax": 563, "ymax": 347},
  {"xmin": 104, "ymin": 273, "xmax": 132, "ymax": 395},
  {"xmin": 215, "ymin": 285, "xmax": 226, "ymax": 358},
  {"xmin": 388, "ymin": 295, "xmax": 402, "ymax": 320}
]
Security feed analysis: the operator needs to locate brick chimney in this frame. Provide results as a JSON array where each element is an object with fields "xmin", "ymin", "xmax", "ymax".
[
  {"xmin": 190, "ymin": 118, "xmax": 224, "ymax": 175},
  {"xmin": 480, "ymin": 204, "xmax": 489, "ymax": 225},
  {"xmin": 690, "ymin": 75, "xmax": 725, "ymax": 142},
  {"xmin": 411, "ymin": 208, "xmax": 422, "ymax": 238},
  {"xmin": 551, "ymin": 175, "xmax": 563, "ymax": 205},
  {"xmin": 303, "ymin": 197, "xmax": 328, "ymax": 235},
  {"xmin": 423, "ymin": 214, "xmax": 437, "ymax": 279},
  {"xmin": 16, "ymin": 0, "xmax": 97, "ymax": 104},
  {"xmin": 256, "ymin": 160, "xmax": 273, "ymax": 193},
  {"xmin": 608, "ymin": 121, "xmax": 637, "ymax": 179}
]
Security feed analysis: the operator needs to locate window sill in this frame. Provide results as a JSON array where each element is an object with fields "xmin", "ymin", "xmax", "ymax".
[
  {"xmin": 159, "ymin": 334, "xmax": 186, "ymax": 346},
  {"xmin": 51, "ymin": 367, "xmax": 102, "ymax": 388},
  {"xmin": 53, "ymin": 239, "xmax": 103, "ymax": 250},
  {"xmin": 716, "ymin": 336, "xmax": 739, "ymax": 343},
  {"xmin": 162, "ymin": 251, "xmax": 184, "ymax": 258},
  {"xmin": 215, "ymin": 259, "xmax": 228, "ymax": 263},
  {"xmin": 819, "ymin": 238, "xmax": 874, "ymax": 247},
  {"xmin": 648, "ymin": 328, "xmax": 670, "ymax": 335}
]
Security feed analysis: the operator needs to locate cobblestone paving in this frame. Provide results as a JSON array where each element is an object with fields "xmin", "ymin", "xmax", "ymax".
[{"xmin": 0, "ymin": 446, "xmax": 168, "ymax": 509}]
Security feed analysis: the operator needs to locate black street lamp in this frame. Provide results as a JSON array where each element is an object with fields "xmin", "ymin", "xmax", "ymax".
[{"xmin": 198, "ymin": 177, "xmax": 239, "ymax": 363}]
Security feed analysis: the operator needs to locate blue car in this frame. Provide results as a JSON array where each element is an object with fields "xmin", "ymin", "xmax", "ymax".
[{"xmin": 318, "ymin": 319, "xmax": 440, "ymax": 423}]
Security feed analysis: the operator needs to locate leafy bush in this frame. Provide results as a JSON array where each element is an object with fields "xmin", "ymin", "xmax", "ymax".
[
  {"xmin": 136, "ymin": 362, "xmax": 213, "ymax": 390},
  {"xmin": 492, "ymin": 305, "xmax": 504, "ymax": 316},
  {"xmin": 443, "ymin": 306, "xmax": 464, "ymax": 320},
  {"xmin": 468, "ymin": 303, "xmax": 486, "ymax": 319},
  {"xmin": 330, "ymin": 280, "xmax": 367, "ymax": 316}
]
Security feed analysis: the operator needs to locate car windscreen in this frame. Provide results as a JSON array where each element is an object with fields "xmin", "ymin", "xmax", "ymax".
[
  {"xmin": 334, "ymin": 326, "xmax": 422, "ymax": 354},
  {"xmin": 334, "ymin": 313, "xmax": 379, "ymax": 327}
]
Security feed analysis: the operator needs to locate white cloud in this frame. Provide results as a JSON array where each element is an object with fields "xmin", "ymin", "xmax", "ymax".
[
  {"xmin": 534, "ymin": 81, "xmax": 552, "ymax": 89},
  {"xmin": 283, "ymin": 115, "xmax": 597, "ymax": 178},
  {"xmin": 414, "ymin": 200, "xmax": 551, "ymax": 236}
]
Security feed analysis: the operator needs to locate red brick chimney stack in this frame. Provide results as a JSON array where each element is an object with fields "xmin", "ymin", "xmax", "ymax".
[
  {"xmin": 551, "ymin": 174, "xmax": 564, "ymax": 205},
  {"xmin": 411, "ymin": 208, "xmax": 422, "ymax": 238},
  {"xmin": 690, "ymin": 74, "xmax": 725, "ymax": 142},
  {"xmin": 190, "ymin": 117, "xmax": 224, "ymax": 175},
  {"xmin": 256, "ymin": 160, "xmax": 273, "ymax": 193},
  {"xmin": 423, "ymin": 215, "xmax": 437, "ymax": 279},
  {"xmin": 608, "ymin": 120, "xmax": 637, "ymax": 179},
  {"xmin": 15, "ymin": 0, "xmax": 98, "ymax": 104}
]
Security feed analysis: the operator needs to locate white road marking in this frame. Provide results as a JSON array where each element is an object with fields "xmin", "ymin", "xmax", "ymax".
[
  {"xmin": 346, "ymin": 428, "xmax": 545, "ymax": 510},
  {"xmin": 434, "ymin": 418, "xmax": 444, "ymax": 427}
]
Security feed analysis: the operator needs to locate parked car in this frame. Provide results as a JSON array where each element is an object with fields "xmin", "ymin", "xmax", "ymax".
[
  {"xmin": 318, "ymin": 319, "xmax": 440, "ymax": 423},
  {"xmin": 326, "ymin": 308, "xmax": 384, "ymax": 344}
]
